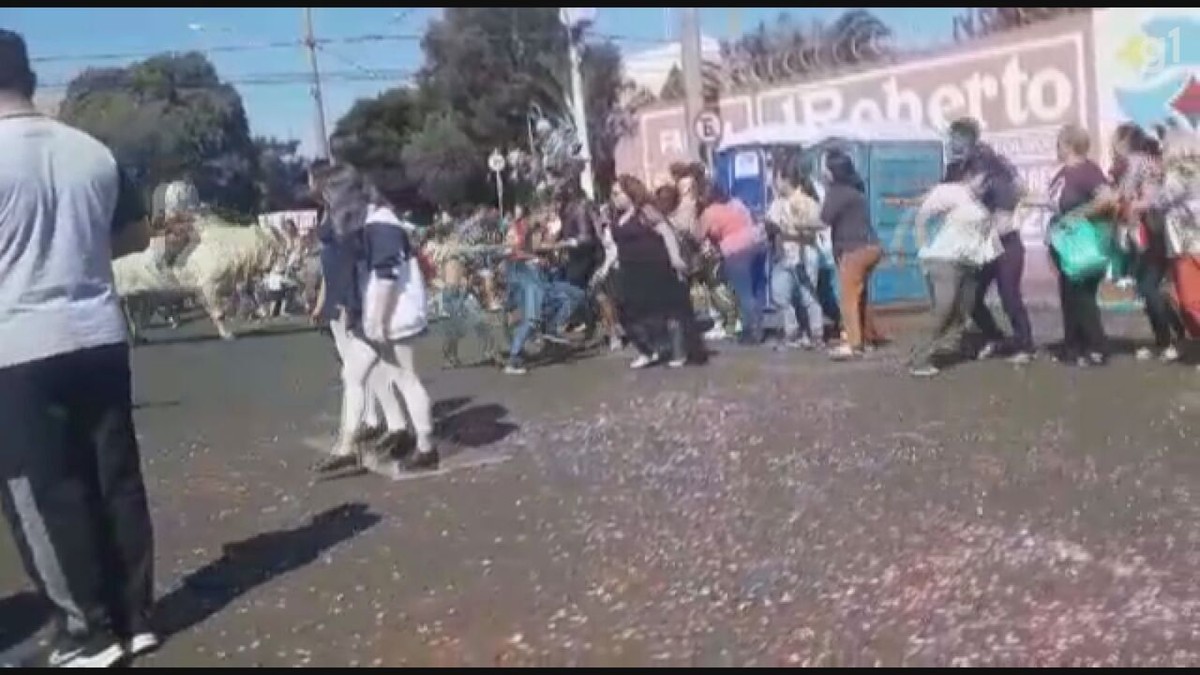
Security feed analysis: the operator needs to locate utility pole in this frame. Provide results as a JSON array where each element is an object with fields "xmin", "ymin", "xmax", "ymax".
[
  {"xmin": 679, "ymin": 7, "xmax": 705, "ymax": 164},
  {"xmin": 561, "ymin": 8, "xmax": 596, "ymax": 200},
  {"xmin": 302, "ymin": 7, "xmax": 330, "ymax": 160}
]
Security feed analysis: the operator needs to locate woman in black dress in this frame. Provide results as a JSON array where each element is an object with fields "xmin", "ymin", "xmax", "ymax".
[{"xmin": 593, "ymin": 174, "xmax": 704, "ymax": 368}]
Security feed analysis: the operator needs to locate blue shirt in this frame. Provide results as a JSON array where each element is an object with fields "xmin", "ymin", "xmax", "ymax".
[{"xmin": 316, "ymin": 218, "xmax": 363, "ymax": 323}]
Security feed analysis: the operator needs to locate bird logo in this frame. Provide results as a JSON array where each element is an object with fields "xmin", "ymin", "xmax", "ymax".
[{"xmin": 1112, "ymin": 15, "xmax": 1200, "ymax": 129}]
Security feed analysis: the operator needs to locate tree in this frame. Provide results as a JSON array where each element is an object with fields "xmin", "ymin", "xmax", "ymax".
[
  {"xmin": 255, "ymin": 137, "xmax": 312, "ymax": 212},
  {"xmin": 415, "ymin": 7, "xmax": 630, "ymax": 201},
  {"xmin": 580, "ymin": 40, "xmax": 631, "ymax": 196},
  {"xmin": 331, "ymin": 7, "xmax": 633, "ymax": 208},
  {"xmin": 401, "ymin": 112, "xmax": 485, "ymax": 210},
  {"xmin": 330, "ymin": 87, "xmax": 429, "ymax": 215},
  {"xmin": 59, "ymin": 52, "xmax": 260, "ymax": 214},
  {"xmin": 953, "ymin": 8, "xmax": 1089, "ymax": 42},
  {"xmin": 660, "ymin": 65, "xmax": 685, "ymax": 103}
]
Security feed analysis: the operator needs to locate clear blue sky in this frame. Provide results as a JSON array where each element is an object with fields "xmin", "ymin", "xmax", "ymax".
[{"xmin": 2, "ymin": 7, "xmax": 959, "ymax": 155}]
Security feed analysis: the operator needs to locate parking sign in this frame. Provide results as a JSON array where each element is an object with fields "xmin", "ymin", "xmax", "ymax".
[{"xmin": 693, "ymin": 110, "xmax": 723, "ymax": 145}]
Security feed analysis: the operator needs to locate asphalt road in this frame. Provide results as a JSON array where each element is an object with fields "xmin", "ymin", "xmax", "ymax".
[{"xmin": 2, "ymin": 311, "xmax": 1199, "ymax": 666}]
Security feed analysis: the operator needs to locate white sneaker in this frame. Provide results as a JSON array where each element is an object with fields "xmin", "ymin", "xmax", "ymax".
[
  {"xmin": 1006, "ymin": 351, "xmax": 1034, "ymax": 365},
  {"xmin": 46, "ymin": 633, "xmax": 126, "ymax": 668},
  {"xmin": 630, "ymin": 353, "xmax": 658, "ymax": 370},
  {"xmin": 608, "ymin": 336, "xmax": 623, "ymax": 352},
  {"xmin": 1135, "ymin": 347, "xmax": 1155, "ymax": 361},
  {"xmin": 127, "ymin": 632, "xmax": 161, "ymax": 657},
  {"xmin": 976, "ymin": 341, "xmax": 1000, "ymax": 360},
  {"xmin": 703, "ymin": 326, "xmax": 727, "ymax": 341},
  {"xmin": 1160, "ymin": 345, "xmax": 1181, "ymax": 363},
  {"xmin": 828, "ymin": 344, "xmax": 859, "ymax": 361}
]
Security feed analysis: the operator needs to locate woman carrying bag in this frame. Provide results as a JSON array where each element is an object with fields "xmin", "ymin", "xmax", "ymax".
[
  {"xmin": 1046, "ymin": 125, "xmax": 1118, "ymax": 368},
  {"xmin": 315, "ymin": 162, "xmax": 437, "ymax": 474}
]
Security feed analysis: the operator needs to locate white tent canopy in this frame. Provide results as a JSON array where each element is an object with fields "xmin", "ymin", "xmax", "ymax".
[{"xmin": 718, "ymin": 121, "xmax": 944, "ymax": 152}]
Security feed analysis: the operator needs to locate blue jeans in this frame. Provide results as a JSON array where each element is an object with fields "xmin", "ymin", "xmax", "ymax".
[
  {"xmin": 544, "ymin": 281, "xmax": 585, "ymax": 335},
  {"xmin": 770, "ymin": 244, "xmax": 824, "ymax": 341},
  {"xmin": 506, "ymin": 262, "xmax": 545, "ymax": 364},
  {"xmin": 723, "ymin": 245, "xmax": 768, "ymax": 342}
]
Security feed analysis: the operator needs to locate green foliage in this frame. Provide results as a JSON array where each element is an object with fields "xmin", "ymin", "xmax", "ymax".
[
  {"xmin": 339, "ymin": 6, "xmax": 630, "ymax": 209},
  {"xmin": 331, "ymin": 87, "xmax": 424, "ymax": 210},
  {"xmin": 57, "ymin": 10, "xmax": 635, "ymax": 214},
  {"xmin": 401, "ymin": 112, "xmax": 483, "ymax": 209},
  {"xmin": 255, "ymin": 137, "xmax": 312, "ymax": 212},
  {"xmin": 59, "ymin": 52, "xmax": 260, "ymax": 214},
  {"xmin": 580, "ymin": 40, "xmax": 628, "ymax": 197}
]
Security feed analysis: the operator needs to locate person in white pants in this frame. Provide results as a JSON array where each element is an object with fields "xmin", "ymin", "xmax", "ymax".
[
  {"xmin": 314, "ymin": 160, "xmax": 436, "ymax": 472},
  {"xmin": 328, "ymin": 315, "xmax": 410, "ymax": 443}
]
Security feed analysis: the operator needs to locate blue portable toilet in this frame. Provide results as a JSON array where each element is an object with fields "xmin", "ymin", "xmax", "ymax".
[{"xmin": 714, "ymin": 122, "xmax": 945, "ymax": 308}]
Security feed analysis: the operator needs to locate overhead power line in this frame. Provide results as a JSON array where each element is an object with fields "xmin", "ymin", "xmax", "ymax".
[
  {"xmin": 37, "ymin": 68, "xmax": 416, "ymax": 91},
  {"xmin": 30, "ymin": 30, "xmax": 674, "ymax": 66}
]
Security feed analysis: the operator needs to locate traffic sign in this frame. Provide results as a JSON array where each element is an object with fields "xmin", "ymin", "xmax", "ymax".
[
  {"xmin": 693, "ymin": 110, "xmax": 723, "ymax": 145},
  {"xmin": 487, "ymin": 150, "xmax": 506, "ymax": 173}
]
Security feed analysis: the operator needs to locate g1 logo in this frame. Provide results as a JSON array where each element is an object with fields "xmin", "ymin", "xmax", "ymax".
[{"xmin": 1141, "ymin": 27, "xmax": 1183, "ymax": 75}]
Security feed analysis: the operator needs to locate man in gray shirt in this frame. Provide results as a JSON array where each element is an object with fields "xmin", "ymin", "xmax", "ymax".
[{"xmin": 0, "ymin": 30, "xmax": 157, "ymax": 667}]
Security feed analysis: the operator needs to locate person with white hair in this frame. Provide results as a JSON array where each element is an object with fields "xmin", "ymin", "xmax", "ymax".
[{"xmin": 904, "ymin": 169, "xmax": 1003, "ymax": 377}]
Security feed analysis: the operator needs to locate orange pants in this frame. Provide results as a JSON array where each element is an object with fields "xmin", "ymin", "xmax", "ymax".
[
  {"xmin": 837, "ymin": 244, "xmax": 885, "ymax": 349},
  {"xmin": 1172, "ymin": 255, "xmax": 1200, "ymax": 338}
]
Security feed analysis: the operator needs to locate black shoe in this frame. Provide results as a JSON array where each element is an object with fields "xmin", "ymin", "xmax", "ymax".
[
  {"xmin": 45, "ymin": 631, "xmax": 126, "ymax": 668},
  {"xmin": 351, "ymin": 426, "xmax": 385, "ymax": 444},
  {"xmin": 312, "ymin": 452, "xmax": 359, "ymax": 474},
  {"xmin": 403, "ymin": 447, "xmax": 440, "ymax": 472},
  {"xmin": 375, "ymin": 430, "xmax": 413, "ymax": 459}
]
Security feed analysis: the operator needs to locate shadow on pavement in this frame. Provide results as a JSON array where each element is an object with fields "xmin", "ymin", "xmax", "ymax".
[
  {"xmin": 137, "ymin": 323, "xmax": 318, "ymax": 348},
  {"xmin": 436, "ymin": 403, "xmax": 518, "ymax": 450},
  {"xmin": 154, "ymin": 503, "xmax": 380, "ymax": 640},
  {"xmin": 432, "ymin": 397, "xmax": 472, "ymax": 420},
  {"xmin": 0, "ymin": 591, "xmax": 50, "ymax": 654}
]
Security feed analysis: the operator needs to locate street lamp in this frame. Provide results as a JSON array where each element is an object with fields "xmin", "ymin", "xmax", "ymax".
[{"xmin": 526, "ymin": 103, "xmax": 544, "ymax": 159}]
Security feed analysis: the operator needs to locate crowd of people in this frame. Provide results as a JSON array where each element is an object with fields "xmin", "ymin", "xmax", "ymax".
[
  {"xmin": 907, "ymin": 118, "xmax": 1200, "ymax": 376},
  {"xmin": 4, "ymin": 19, "xmax": 1200, "ymax": 668},
  {"xmin": 411, "ymin": 115, "xmax": 1200, "ymax": 381}
]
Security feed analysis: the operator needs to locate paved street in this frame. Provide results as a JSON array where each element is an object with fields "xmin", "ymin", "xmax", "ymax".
[{"xmin": 2, "ymin": 311, "xmax": 1199, "ymax": 667}]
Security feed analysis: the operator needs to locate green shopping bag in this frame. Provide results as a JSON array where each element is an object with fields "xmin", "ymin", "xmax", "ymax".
[{"xmin": 1049, "ymin": 216, "xmax": 1114, "ymax": 282}]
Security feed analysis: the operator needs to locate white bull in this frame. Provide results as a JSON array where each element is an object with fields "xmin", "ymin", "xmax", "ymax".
[{"xmin": 114, "ymin": 218, "xmax": 287, "ymax": 342}]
